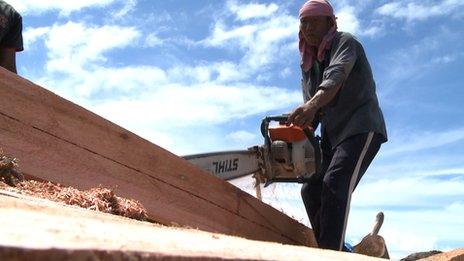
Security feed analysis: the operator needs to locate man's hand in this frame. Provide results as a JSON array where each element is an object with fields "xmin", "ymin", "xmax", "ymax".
[{"xmin": 288, "ymin": 101, "xmax": 318, "ymax": 129}]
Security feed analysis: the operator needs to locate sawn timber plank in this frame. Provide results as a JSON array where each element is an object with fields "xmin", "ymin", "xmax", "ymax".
[
  {"xmin": 0, "ymin": 112, "xmax": 296, "ymax": 244},
  {"xmin": 0, "ymin": 68, "xmax": 316, "ymax": 247},
  {"xmin": 0, "ymin": 192, "xmax": 375, "ymax": 261}
]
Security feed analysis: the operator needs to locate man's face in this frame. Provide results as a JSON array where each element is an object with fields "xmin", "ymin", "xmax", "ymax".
[{"xmin": 300, "ymin": 16, "xmax": 331, "ymax": 47}]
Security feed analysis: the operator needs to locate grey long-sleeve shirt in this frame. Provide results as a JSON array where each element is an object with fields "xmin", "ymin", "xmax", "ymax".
[{"xmin": 302, "ymin": 32, "xmax": 387, "ymax": 148}]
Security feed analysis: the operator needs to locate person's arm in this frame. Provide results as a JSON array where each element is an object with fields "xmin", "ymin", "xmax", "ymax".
[
  {"xmin": 0, "ymin": 48, "xmax": 17, "ymax": 73},
  {"xmin": 289, "ymin": 85, "xmax": 342, "ymax": 128},
  {"xmin": 289, "ymin": 34, "xmax": 358, "ymax": 129}
]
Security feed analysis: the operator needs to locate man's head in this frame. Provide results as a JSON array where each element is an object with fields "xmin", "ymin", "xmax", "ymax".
[
  {"xmin": 299, "ymin": 0, "xmax": 336, "ymax": 47},
  {"xmin": 300, "ymin": 16, "xmax": 333, "ymax": 47}
]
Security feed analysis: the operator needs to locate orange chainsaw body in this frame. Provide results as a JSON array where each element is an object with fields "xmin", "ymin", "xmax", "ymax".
[{"xmin": 268, "ymin": 124, "xmax": 306, "ymax": 143}]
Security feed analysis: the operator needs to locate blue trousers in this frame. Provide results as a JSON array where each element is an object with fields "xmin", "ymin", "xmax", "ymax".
[{"xmin": 301, "ymin": 132, "xmax": 382, "ymax": 250}]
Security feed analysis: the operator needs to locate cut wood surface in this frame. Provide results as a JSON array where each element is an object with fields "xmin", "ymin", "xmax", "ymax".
[
  {"xmin": 0, "ymin": 190, "xmax": 375, "ymax": 261},
  {"xmin": 0, "ymin": 68, "xmax": 316, "ymax": 246}
]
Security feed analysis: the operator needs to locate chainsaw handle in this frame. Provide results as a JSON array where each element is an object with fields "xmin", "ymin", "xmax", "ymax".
[
  {"xmin": 260, "ymin": 115, "xmax": 316, "ymax": 141},
  {"xmin": 260, "ymin": 115, "xmax": 289, "ymax": 137},
  {"xmin": 260, "ymin": 116, "xmax": 288, "ymax": 147},
  {"xmin": 260, "ymin": 115, "xmax": 315, "ymax": 136}
]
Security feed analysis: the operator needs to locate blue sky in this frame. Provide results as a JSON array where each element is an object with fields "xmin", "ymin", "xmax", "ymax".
[{"xmin": 10, "ymin": 0, "xmax": 464, "ymax": 258}]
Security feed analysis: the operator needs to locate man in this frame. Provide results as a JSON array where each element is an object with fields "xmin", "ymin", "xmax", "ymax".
[
  {"xmin": 0, "ymin": 0, "xmax": 23, "ymax": 73},
  {"xmin": 288, "ymin": 0, "xmax": 387, "ymax": 251}
]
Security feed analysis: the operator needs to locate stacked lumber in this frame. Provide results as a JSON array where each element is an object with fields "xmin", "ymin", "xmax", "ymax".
[
  {"xmin": 0, "ymin": 189, "xmax": 375, "ymax": 260},
  {"xmin": 0, "ymin": 68, "xmax": 316, "ymax": 247}
]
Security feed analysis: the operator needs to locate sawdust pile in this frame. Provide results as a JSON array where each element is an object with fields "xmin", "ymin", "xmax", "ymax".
[
  {"xmin": 0, "ymin": 151, "xmax": 24, "ymax": 186},
  {"xmin": 0, "ymin": 150, "xmax": 148, "ymax": 221},
  {"xmin": 16, "ymin": 181, "xmax": 148, "ymax": 221}
]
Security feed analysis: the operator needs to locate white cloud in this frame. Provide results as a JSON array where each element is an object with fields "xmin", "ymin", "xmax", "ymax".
[
  {"xmin": 215, "ymin": 62, "xmax": 244, "ymax": 83},
  {"xmin": 111, "ymin": 0, "xmax": 136, "ymax": 19},
  {"xmin": 381, "ymin": 128, "xmax": 464, "ymax": 157},
  {"xmin": 167, "ymin": 65, "xmax": 212, "ymax": 84},
  {"xmin": 23, "ymin": 26, "xmax": 50, "ymax": 49},
  {"xmin": 91, "ymin": 83, "xmax": 300, "ymax": 128},
  {"xmin": 202, "ymin": 6, "xmax": 298, "ymax": 77},
  {"xmin": 376, "ymin": 0, "xmax": 464, "ymax": 21},
  {"xmin": 420, "ymin": 168, "xmax": 464, "ymax": 177},
  {"xmin": 372, "ymin": 157, "xmax": 464, "ymax": 180},
  {"xmin": 365, "ymin": 154, "xmax": 464, "ymax": 182},
  {"xmin": 203, "ymin": 3, "xmax": 295, "ymax": 50},
  {"xmin": 227, "ymin": 130, "xmax": 256, "ymax": 144},
  {"xmin": 227, "ymin": 1, "xmax": 279, "ymax": 21},
  {"xmin": 355, "ymin": 177, "xmax": 464, "ymax": 208},
  {"xmin": 74, "ymin": 66, "xmax": 167, "ymax": 97},
  {"xmin": 8, "ymin": 0, "xmax": 118, "ymax": 16},
  {"xmin": 280, "ymin": 67, "xmax": 292, "ymax": 78},
  {"xmin": 243, "ymin": 16, "xmax": 297, "ymax": 70},
  {"xmin": 364, "ymin": 126, "xmax": 464, "ymax": 182},
  {"xmin": 446, "ymin": 201, "xmax": 464, "ymax": 212},
  {"xmin": 378, "ymin": 29, "xmax": 460, "ymax": 93},
  {"xmin": 360, "ymin": 25, "xmax": 383, "ymax": 38},
  {"xmin": 42, "ymin": 22, "xmax": 140, "ymax": 74},
  {"xmin": 165, "ymin": 62, "xmax": 246, "ymax": 84},
  {"xmin": 203, "ymin": 22, "xmax": 258, "ymax": 48},
  {"xmin": 376, "ymin": 2, "xmax": 401, "ymax": 17},
  {"xmin": 333, "ymin": 3, "xmax": 386, "ymax": 38},
  {"xmin": 431, "ymin": 54, "xmax": 461, "ymax": 65},
  {"xmin": 372, "ymin": 222, "xmax": 438, "ymax": 259},
  {"xmin": 144, "ymin": 33, "xmax": 164, "ymax": 47},
  {"xmin": 336, "ymin": 6, "xmax": 360, "ymax": 34}
]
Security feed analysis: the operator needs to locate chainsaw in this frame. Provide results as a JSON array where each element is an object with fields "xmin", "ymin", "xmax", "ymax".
[{"xmin": 183, "ymin": 115, "xmax": 321, "ymax": 187}]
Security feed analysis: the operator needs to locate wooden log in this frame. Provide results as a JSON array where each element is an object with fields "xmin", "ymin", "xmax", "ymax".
[
  {"xmin": 0, "ymin": 190, "xmax": 375, "ymax": 260},
  {"xmin": 0, "ymin": 68, "xmax": 316, "ymax": 247}
]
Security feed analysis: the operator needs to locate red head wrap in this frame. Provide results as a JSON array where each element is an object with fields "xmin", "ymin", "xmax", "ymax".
[{"xmin": 299, "ymin": 0, "xmax": 338, "ymax": 72}]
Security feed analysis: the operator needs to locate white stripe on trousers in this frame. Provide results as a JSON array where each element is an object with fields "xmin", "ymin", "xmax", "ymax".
[{"xmin": 339, "ymin": 131, "xmax": 375, "ymax": 250}]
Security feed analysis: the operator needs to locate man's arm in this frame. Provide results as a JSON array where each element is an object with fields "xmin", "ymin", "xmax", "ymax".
[
  {"xmin": 289, "ymin": 34, "xmax": 358, "ymax": 129},
  {"xmin": 0, "ymin": 48, "xmax": 17, "ymax": 73},
  {"xmin": 289, "ymin": 84, "xmax": 342, "ymax": 129}
]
